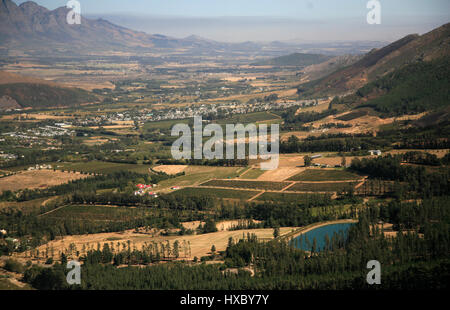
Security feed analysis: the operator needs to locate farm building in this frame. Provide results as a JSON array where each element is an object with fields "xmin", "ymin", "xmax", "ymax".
[
  {"xmin": 28, "ymin": 164, "xmax": 53, "ymax": 171},
  {"xmin": 311, "ymin": 154, "xmax": 323, "ymax": 159},
  {"xmin": 368, "ymin": 150, "xmax": 382, "ymax": 156},
  {"xmin": 136, "ymin": 184, "xmax": 153, "ymax": 189}
]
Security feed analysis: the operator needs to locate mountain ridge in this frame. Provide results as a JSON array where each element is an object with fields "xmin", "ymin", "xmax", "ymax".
[
  {"xmin": 0, "ymin": 70, "xmax": 97, "ymax": 110},
  {"xmin": 299, "ymin": 23, "xmax": 450, "ymax": 97},
  {"xmin": 0, "ymin": 0, "xmax": 388, "ymax": 57},
  {"xmin": 0, "ymin": 0, "xmax": 194, "ymax": 52}
]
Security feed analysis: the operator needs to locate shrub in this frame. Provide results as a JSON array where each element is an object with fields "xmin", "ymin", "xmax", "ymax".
[{"xmin": 3, "ymin": 259, "xmax": 25, "ymax": 273}]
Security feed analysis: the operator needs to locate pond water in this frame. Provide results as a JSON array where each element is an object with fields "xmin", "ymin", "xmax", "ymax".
[{"xmin": 290, "ymin": 223, "xmax": 355, "ymax": 252}]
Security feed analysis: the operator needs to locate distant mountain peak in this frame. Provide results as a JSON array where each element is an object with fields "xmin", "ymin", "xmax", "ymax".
[
  {"xmin": 19, "ymin": 1, "xmax": 50, "ymax": 18},
  {"xmin": 0, "ymin": 1, "xmax": 188, "ymax": 53},
  {"xmin": 19, "ymin": 1, "xmax": 45, "ymax": 9},
  {"xmin": 185, "ymin": 35, "xmax": 207, "ymax": 41}
]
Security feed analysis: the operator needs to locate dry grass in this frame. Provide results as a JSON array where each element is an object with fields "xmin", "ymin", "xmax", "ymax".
[
  {"xmin": 153, "ymin": 165, "xmax": 188, "ymax": 175},
  {"xmin": 0, "ymin": 113, "xmax": 70, "ymax": 121},
  {"xmin": 257, "ymin": 167, "xmax": 305, "ymax": 181},
  {"xmin": 0, "ymin": 170, "xmax": 88, "ymax": 192},
  {"xmin": 215, "ymin": 219, "xmax": 262, "ymax": 231},
  {"xmin": 82, "ymin": 137, "xmax": 110, "ymax": 145},
  {"xmin": 387, "ymin": 149, "xmax": 449, "ymax": 159}
]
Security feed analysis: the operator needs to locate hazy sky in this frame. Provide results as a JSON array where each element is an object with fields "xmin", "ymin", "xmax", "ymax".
[{"xmin": 14, "ymin": 0, "xmax": 450, "ymax": 42}]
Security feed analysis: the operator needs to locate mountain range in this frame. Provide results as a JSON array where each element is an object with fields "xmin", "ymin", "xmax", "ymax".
[
  {"xmin": 0, "ymin": 0, "xmax": 384, "ymax": 57},
  {"xmin": 0, "ymin": 0, "xmax": 224, "ymax": 54}
]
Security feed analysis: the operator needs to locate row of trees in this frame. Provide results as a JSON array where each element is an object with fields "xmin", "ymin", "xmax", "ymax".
[
  {"xmin": 280, "ymin": 134, "xmax": 389, "ymax": 153},
  {"xmin": 157, "ymin": 158, "xmax": 249, "ymax": 167},
  {"xmin": 281, "ymin": 108, "xmax": 337, "ymax": 130}
]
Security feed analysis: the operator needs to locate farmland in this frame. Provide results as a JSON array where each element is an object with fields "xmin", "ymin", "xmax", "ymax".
[
  {"xmin": 288, "ymin": 169, "xmax": 362, "ymax": 181},
  {"xmin": 257, "ymin": 167, "xmax": 305, "ymax": 181},
  {"xmin": 56, "ymin": 161, "xmax": 152, "ymax": 175},
  {"xmin": 42, "ymin": 205, "xmax": 155, "ymax": 222},
  {"xmin": 288, "ymin": 182, "xmax": 359, "ymax": 193},
  {"xmin": 168, "ymin": 187, "xmax": 257, "ymax": 200},
  {"xmin": 156, "ymin": 166, "xmax": 244, "ymax": 191},
  {"xmin": 199, "ymin": 179, "xmax": 291, "ymax": 191},
  {"xmin": 0, "ymin": 170, "xmax": 88, "ymax": 193},
  {"xmin": 238, "ymin": 168, "xmax": 267, "ymax": 179},
  {"xmin": 0, "ymin": 197, "xmax": 49, "ymax": 213},
  {"xmin": 255, "ymin": 192, "xmax": 331, "ymax": 203},
  {"xmin": 152, "ymin": 165, "xmax": 188, "ymax": 175}
]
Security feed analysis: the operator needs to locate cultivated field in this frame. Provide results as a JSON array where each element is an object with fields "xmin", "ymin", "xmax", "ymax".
[
  {"xmin": 0, "ymin": 197, "xmax": 49, "ymax": 212},
  {"xmin": 43, "ymin": 205, "xmax": 154, "ymax": 222},
  {"xmin": 56, "ymin": 161, "xmax": 152, "ymax": 175},
  {"xmin": 169, "ymin": 187, "xmax": 257, "ymax": 200},
  {"xmin": 255, "ymin": 192, "xmax": 331, "ymax": 203},
  {"xmin": 199, "ymin": 180, "xmax": 291, "ymax": 191},
  {"xmin": 153, "ymin": 165, "xmax": 188, "ymax": 175},
  {"xmin": 238, "ymin": 168, "xmax": 265, "ymax": 179},
  {"xmin": 82, "ymin": 137, "xmax": 111, "ymax": 146},
  {"xmin": 0, "ymin": 170, "xmax": 88, "ymax": 193},
  {"xmin": 288, "ymin": 169, "xmax": 362, "ymax": 181},
  {"xmin": 156, "ymin": 166, "xmax": 244, "ymax": 192},
  {"xmin": 288, "ymin": 182, "xmax": 359, "ymax": 193},
  {"xmin": 257, "ymin": 167, "xmax": 305, "ymax": 181}
]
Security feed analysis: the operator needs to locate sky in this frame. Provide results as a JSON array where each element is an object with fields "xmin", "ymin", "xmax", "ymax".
[{"xmin": 14, "ymin": 0, "xmax": 450, "ymax": 42}]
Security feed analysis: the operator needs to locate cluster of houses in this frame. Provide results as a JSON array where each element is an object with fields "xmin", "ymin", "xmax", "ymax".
[
  {"xmin": 134, "ymin": 184, "xmax": 158, "ymax": 197},
  {"xmin": 68, "ymin": 99, "xmax": 314, "ymax": 129},
  {"xmin": 27, "ymin": 164, "xmax": 53, "ymax": 171},
  {"xmin": 0, "ymin": 152, "xmax": 17, "ymax": 161},
  {"xmin": 35, "ymin": 125, "xmax": 74, "ymax": 137},
  {"xmin": 2, "ymin": 125, "xmax": 74, "ymax": 142},
  {"xmin": 147, "ymin": 99, "xmax": 312, "ymax": 123}
]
